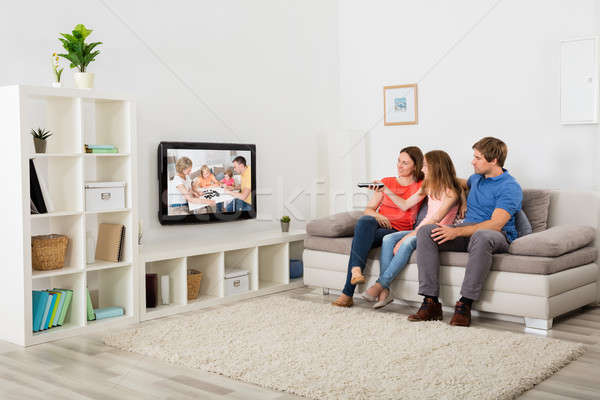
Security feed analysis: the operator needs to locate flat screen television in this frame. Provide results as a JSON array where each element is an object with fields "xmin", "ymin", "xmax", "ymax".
[{"xmin": 158, "ymin": 142, "xmax": 256, "ymax": 225}]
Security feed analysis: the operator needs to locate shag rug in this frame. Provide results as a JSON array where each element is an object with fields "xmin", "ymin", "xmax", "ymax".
[{"xmin": 104, "ymin": 296, "xmax": 584, "ymax": 400}]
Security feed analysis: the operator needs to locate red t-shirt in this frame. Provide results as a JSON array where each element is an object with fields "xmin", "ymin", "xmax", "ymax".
[{"xmin": 378, "ymin": 177, "xmax": 423, "ymax": 231}]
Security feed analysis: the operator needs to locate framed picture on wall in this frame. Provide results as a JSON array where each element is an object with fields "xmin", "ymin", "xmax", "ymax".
[{"xmin": 383, "ymin": 84, "xmax": 418, "ymax": 125}]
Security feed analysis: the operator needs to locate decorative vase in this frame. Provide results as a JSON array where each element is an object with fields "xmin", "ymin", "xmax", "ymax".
[
  {"xmin": 52, "ymin": 82, "xmax": 62, "ymax": 88},
  {"xmin": 74, "ymin": 72, "xmax": 95, "ymax": 89},
  {"xmin": 281, "ymin": 221, "xmax": 290, "ymax": 232},
  {"xmin": 33, "ymin": 138, "xmax": 47, "ymax": 153}
]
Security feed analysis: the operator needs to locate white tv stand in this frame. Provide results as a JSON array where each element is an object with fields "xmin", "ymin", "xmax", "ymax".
[{"xmin": 140, "ymin": 230, "xmax": 306, "ymax": 321}]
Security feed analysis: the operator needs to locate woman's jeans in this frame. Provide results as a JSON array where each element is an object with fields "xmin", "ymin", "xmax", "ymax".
[
  {"xmin": 342, "ymin": 215, "xmax": 396, "ymax": 297},
  {"xmin": 377, "ymin": 230, "xmax": 416, "ymax": 289}
]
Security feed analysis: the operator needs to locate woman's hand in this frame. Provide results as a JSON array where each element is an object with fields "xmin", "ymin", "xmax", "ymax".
[
  {"xmin": 374, "ymin": 213, "xmax": 392, "ymax": 229},
  {"xmin": 393, "ymin": 232, "xmax": 415, "ymax": 255},
  {"xmin": 458, "ymin": 200, "xmax": 467, "ymax": 219},
  {"xmin": 368, "ymin": 180, "xmax": 385, "ymax": 192}
]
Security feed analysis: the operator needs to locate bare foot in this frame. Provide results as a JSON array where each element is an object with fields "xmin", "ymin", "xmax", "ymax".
[
  {"xmin": 332, "ymin": 294, "xmax": 353, "ymax": 307},
  {"xmin": 350, "ymin": 267, "xmax": 366, "ymax": 285},
  {"xmin": 378, "ymin": 288, "xmax": 389, "ymax": 302}
]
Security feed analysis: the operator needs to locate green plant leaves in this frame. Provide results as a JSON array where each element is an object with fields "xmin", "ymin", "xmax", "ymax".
[
  {"xmin": 57, "ymin": 24, "xmax": 101, "ymax": 72},
  {"xmin": 30, "ymin": 128, "xmax": 53, "ymax": 140}
]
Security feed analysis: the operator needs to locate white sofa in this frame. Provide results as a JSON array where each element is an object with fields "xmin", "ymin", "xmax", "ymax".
[{"xmin": 303, "ymin": 190, "xmax": 600, "ymax": 330}]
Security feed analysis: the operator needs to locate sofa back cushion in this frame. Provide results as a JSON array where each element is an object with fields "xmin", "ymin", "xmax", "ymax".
[
  {"xmin": 306, "ymin": 211, "xmax": 363, "ymax": 237},
  {"xmin": 522, "ymin": 189, "xmax": 551, "ymax": 233}
]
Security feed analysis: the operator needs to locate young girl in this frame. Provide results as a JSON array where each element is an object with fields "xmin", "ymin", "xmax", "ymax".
[
  {"xmin": 220, "ymin": 168, "xmax": 235, "ymax": 187},
  {"xmin": 193, "ymin": 165, "xmax": 219, "ymax": 190},
  {"xmin": 363, "ymin": 150, "xmax": 465, "ymax": 309}
]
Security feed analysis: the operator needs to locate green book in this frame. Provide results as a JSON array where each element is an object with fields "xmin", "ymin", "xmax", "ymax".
[
  {"xmin": 54, "ymin": 288, "xmax": 73, "ymax": 326},
  {"xmin": 47, "ymin": 291, "xmax": 62, "ymax": 328},
  {"xmin": 87, "ymin": 288, "xmax": 96, "ymax": 321},
  {"xmin": 87, "ymin": 148, "xmax": 118, "ymax": 153}
]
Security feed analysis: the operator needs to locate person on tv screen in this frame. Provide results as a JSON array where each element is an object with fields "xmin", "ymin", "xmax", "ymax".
[
  {"xmin": 172, "ymin": 157, "xmax": 216, "ymax": 210},
  {"xmin": 220, "ymin": 168, "xmax": 235, "ymax": 187},
  {"xmin": 224, "ymin": 156, "xmax": 252, "ymax": 211},
  {"xmin": 193, "ymin": 165, "xmax": 219, "ymax": 190}
]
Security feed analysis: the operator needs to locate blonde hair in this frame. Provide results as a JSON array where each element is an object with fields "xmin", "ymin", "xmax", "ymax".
[
  {"xmin": 200, "ymin": 165, "xmax": 211, "ymax": 178},
  {"xmin": 175, "ymin": 157, "xmax": 192, "ymax": 174},
  {"xmin": 421, "ymin": 150, "xmax": 463, "ymax": 206}
]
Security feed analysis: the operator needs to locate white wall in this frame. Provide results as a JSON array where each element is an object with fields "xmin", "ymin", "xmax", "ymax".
[
  {"xmin": 0, "ymin": 0, "xmax": 339, "ymax": 240},
  {"xmin": 338, "ymin": 0, "xmax": 600, "ymax": 191}
]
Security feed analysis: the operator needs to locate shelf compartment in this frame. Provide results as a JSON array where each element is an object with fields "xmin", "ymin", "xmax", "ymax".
[
  {"xmin": 85, "ymin": 211, "xmax": 132, "ymax": 267},
  {"xmin": 31, "ymin": 214, "xmax": 84, "ymax": 271},
  {"xmin": 258, "ymin": 243, "xmax": 289, "ymax": 289},
  {"xmin": 29, "ymin": 156, "xmax": 83, "ymax": 212},
  {"xmin": 32, "ymin": 272, "xmax": 85, "ymax": 331},
  {"xmin": 224, "ymin": 247, "xmax": 258, "ymax": 291},
  {"xmin": 188, "ymin": 252, "xmax": 225, "ymax": 299},
  {"xmin": 82, "ymin": 99, "xmax": 131, "ymax": 153},
  {"xmin": 83, "ymin": 156, "xmax": 131, "ymax": 208},
  {"xmin": 144, "ymin": 258, "xmax": 187, "ymax": 312},
  {"xmin": 86, "ymin": 265, "xmax": 133, "ymax": 318},
  {"xmin": 22, "ymin": 95, "xmax": 82, "ymax": 154}
]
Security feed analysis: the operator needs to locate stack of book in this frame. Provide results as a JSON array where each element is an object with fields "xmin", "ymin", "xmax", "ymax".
[
  {"xmin": 85, "ymin": 144, "xmax": 118, "ymax": 154},
  {"xmin": 32, "ymin": 289, "xmax": 73, "ymax": 332},
  {"xmin": 29, "ymin": 159, "xmax": 54, "ymax": 214}
]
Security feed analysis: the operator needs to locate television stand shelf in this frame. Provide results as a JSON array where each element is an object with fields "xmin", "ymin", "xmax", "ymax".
[{"xmin": 140, "ymin": 230, "xmax": 306, "ymax": 321}]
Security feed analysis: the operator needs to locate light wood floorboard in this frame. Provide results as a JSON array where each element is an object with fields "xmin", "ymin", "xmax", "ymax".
[{"xmin": 0, "ymin": 286, "xmax": 598, "ymax": 399}]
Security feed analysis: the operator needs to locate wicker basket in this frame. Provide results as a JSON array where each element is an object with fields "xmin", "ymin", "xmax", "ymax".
[
  {"xmin": 31, "ymin": 234, "xmax": 69, "ymax": 271},
  {"xmin": 187, "ymin": 270, "xmax": 203, "ymax": 300}
]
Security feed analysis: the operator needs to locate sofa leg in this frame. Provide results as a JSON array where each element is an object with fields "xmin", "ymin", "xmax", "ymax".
[
  {"xmin": 525, "ymin": 317, "xmax": 553, "ymax": 330},
  {"xmin": 322, "ymin": 288, "xmax": 330, "ymax": 296}
]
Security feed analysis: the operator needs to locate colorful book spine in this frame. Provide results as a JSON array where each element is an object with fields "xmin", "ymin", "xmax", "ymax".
[
  {"xmin": 86, "ymin": 148, "xmax": 119, "ymax": 153},
  {"xmin": 44, "ymin": 294, "xmax": 56, "ymax": 330},
  {"xmin": 86, "ymin": 288, "xmax": 96, "ymax": 321},
  {"xmin": 50, "ymin": 290, "xmax": 66, "ymax": 327},
  {"xmin": 32, "ymin": 291, "xmax": 48, "ymax": 332},
  {"xmin": 86, "ymin": 145, "xmax": 116, "ymax": 149},
  {"xmin": 54, "ymin": 288, "xmax": 73, "ymax": 326},
  {"xmin": 47, "ymin": 291, "xmax": 62, "ymax": 328}
]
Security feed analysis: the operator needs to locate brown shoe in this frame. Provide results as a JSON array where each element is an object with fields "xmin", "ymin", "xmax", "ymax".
[
  {"xmin": 332, "ymin": 294, "xmax": 353, "ymax": 307},
  {"xmin": 407, "ymin": 298, "xmax": 443, "ymax": 321},
  {"xmin": 449, "ymin": 301, "xmax": 471, "ymax": 327}
]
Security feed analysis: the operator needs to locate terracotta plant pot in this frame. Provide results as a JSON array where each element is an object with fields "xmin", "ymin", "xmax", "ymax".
[{"xmin": 34, "ymin": 138, "xmax": 47, "ymax": 153}]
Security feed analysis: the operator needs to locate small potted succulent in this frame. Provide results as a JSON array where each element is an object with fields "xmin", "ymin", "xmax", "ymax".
[
  {"xmin": 51, "ymin": 53, "xmax": 64, "ymax": 88},
  {"xmin": 30, "ymin": 128, "xmax": 52, "ymax": 153},
  {"xmin": 280, "ymin": 215, "xmax": 291, "ymax": 232},
  {"xmin": 58, "ymin": 24, "xmax": 102, "ymax": 89}
]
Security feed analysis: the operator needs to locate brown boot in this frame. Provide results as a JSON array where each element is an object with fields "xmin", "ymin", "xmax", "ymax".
[
  {"xmin": 331, "ymin": 294, "xmax": 353, "ymax": 307},
  {"xmin": 407, "ymin": 297, "xmax": 443, "ymax": 321},
  {"xmin": 449, "ymin": 301, "xmax": 471, "ymax": 327}
]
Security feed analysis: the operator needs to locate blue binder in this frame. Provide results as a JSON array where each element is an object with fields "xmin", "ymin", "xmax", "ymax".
[{"xmin": 32, "ymin": 291, "xmax": 48, "ymax": 332}]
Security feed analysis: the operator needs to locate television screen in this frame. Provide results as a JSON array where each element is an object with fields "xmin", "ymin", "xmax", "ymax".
[{"xmin": 158, "ymin": 142, "xmax": 256, "ymax": 225}]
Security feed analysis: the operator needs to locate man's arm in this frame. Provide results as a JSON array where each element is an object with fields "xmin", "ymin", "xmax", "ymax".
[{"xmin": 430, "ymin": 208, "xmax": 511, "ymax": 244}]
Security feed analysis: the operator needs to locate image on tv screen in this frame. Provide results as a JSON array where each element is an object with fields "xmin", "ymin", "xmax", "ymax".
[{"xmin": 166, "ymin": 148, "xmax": 252, "ymax": 216}]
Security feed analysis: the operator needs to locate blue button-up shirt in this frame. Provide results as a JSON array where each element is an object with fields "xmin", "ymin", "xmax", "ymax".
[{"xmin": 464, "ymin": 170, "xmax": 522, "ymax": 242}]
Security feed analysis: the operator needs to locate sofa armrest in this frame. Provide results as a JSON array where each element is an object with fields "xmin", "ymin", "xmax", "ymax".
[
  {"xmin": 508, "ymin": 225, "xmax": 596, "ymax": 257},
  {"xmin": 306, "ymin": 211, "xmax": 363, "ymax": 237}
]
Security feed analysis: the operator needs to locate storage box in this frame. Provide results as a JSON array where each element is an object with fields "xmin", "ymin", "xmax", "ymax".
[
  {"xmin": 289, "ymin": 259, "xmax": 303, "ymax": 279},
  {"xmin": 224, "ymin": 268, "xmax": 249, "ymax": 296},
  {"xmin": 85, "ymin": 181, "xmax": 126, "ymax": 211}
]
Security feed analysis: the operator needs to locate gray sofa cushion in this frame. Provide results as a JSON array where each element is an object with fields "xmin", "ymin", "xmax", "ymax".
[
  {"xmin": 522, "ymin": 189, "xmax": 551, "ymax": 233},
  {"xmin": 306, "ymin": 211, "xmax": 363, "ymax": 237},
  {"xmin": 508, "ymin": 225, "xmax": 596, "ymax": 257},
  {"xmin": 304, "ymin": 235, "xmax": 597, "ymax": 275}
]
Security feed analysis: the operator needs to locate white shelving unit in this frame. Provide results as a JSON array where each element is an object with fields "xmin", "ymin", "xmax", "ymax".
[
  {"xmin": 0, "ymin": 85, "xmax": 138, "ymax": 346},
  {"xmin": 140, "ymin": 231, "xmax": 305, "ymax": 321}
]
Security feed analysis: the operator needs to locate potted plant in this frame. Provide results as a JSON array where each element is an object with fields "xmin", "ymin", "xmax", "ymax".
[
  {"xmin": 280, "ymin": 216, "xmax": 290, "ymax": 232},
  {"xmin": 51, "ymin": 53, "xmax": 64, "ymax": 88},
  {"xmin": 58, "ymin": 24, "xmax": 102, "ymax": 89},
  {"xmin": 30, "ymin": 128, "xmax": 53, "ymax": 153}
]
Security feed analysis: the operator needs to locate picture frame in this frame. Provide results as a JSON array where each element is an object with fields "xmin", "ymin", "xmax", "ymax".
[{"xmin": 383, "ymin": 83, "xmax": 418, "ymax": 126}]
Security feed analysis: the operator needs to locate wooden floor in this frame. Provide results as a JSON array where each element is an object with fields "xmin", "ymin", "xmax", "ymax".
[{"xmin": 1, "ymin": 286, "xmax": 599, "ymax": 399}]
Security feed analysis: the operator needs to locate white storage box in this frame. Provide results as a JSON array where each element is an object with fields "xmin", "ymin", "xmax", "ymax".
[
  {"xmin": 85, "ymin": 181, "xmax": 126, "ymax": 211},
  {"xmin": 224, "ymin": 268, "xmax": 249, "ymax": 296}
]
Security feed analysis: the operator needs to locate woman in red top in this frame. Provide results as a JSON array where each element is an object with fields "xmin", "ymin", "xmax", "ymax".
[{"xmin": 332, "ymin": 146, "xmax": 425, "ymax": 307}]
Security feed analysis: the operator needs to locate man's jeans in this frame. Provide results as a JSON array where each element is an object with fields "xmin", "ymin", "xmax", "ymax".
[
  {"xmin": 226, "ymin": 198, "xmax": 252, "ymax": 212},
  {"xmin": 416, "ymin": 223, "xmax": 509, "ymax": 301},
  {"xmin": 342, "ymin": 215, "xmax": 396, "ymax": 297},
  {"xmin": 377, "ymin": 230, "xmax": 416, "ymax": 289}
]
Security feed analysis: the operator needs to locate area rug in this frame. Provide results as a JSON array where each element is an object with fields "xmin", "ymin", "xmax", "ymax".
[{"xmin": 104, "ymin": 296, "xmax": 584, "ymax": 400}]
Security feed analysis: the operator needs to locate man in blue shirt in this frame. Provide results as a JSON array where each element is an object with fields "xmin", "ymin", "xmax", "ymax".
[{"xmin": 408, "ymin": 137, "xmax": 522, "ymax": 327}]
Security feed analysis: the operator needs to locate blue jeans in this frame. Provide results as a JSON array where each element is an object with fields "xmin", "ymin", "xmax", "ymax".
[
  {"xmin": 342, "ymin": 215, "xmax": 396, "ymax": 297},
  {"xmin": 377, "ymin": 230, "xmax": 416, "ymax": 289},
  {"xmin": 226, "ymin": 198, "xmax": 252, "ymax": 212}
]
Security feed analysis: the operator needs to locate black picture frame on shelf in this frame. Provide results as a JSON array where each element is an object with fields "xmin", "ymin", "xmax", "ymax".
[{"xmin": 157, "ymin": 141, "xmax": 257, "ymax": 225}]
